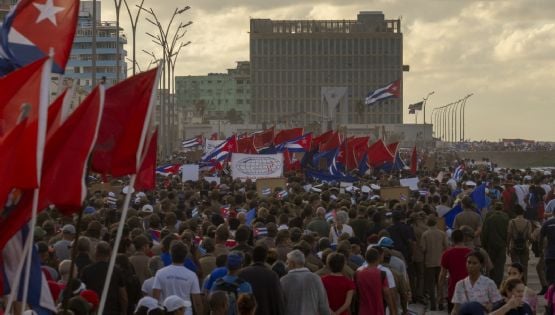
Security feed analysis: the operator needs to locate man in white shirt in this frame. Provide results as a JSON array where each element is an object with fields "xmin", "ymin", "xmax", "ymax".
[{"xmin": 153, "ymin": 241, "xmax": 203, "ymax": 315}]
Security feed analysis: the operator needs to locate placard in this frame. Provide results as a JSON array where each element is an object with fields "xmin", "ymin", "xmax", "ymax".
[
  {"xmin": 231, "ymin": 153, "xmax": 284, "ymax": 180},
  {"xmin": 256, "ymin": 178, "xmax": 287, "ymax": 197},
  {"xmin": 181, "ymin": 164, "xmax": 199, "ymax": 182},
  {"xmin": 380, "ymin": 186, "xmax": 411, "ymax": 204},
  {"xmin": 400, "ymin": 178, "xmax": 420, "ymax": 191}
]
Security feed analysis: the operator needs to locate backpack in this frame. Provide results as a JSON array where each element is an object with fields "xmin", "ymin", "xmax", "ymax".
[
  {"xmin": 511, "ymin": 220, "xmax": 529, "ymax": 255},
  {"xmin": 212, "ymin": 277, "xmax": 246, "ymax": 315}
]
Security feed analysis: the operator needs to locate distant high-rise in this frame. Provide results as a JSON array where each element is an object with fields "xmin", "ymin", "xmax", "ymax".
[
  {"xmin": 64, "ymin": 1, "xmax": 127, "ymax": 91},
  {"xmin": 250, "ymin": 11, "xmax": 403, "ymax": 127}
]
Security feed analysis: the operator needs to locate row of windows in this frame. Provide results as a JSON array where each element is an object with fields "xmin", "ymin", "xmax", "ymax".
[
  {"xmin": 69, "ymin": 54, "xmax": 122, "ymax": 61},
  {"xmin": 251, "ymin": 37, "xmax": 401, "ymax": 56},
  {"xmin": 72, "ymin": 42, "xmax": 124, "ymax": 49},
  {"xmin": 251, "ymin": 55, "xmax": 401, "ymax": 70},
  {"xmin": 251, "ymin": 70, "xmax": 399, "ymax": 85},
  {"xmin": 76, "ymin": 29, "xmax": 118, "ymax": 37},
  {"xmin": 251, "ymin": 99, "xmax": 400, "ymax": 114}
]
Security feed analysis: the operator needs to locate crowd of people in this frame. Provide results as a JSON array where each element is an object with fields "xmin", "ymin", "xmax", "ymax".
[{"xmin": 6, "ymin": 158, "xmax": 555, "ymax": 315}]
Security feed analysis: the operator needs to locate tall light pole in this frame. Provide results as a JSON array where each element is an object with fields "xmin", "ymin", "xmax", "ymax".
[
  {"xmin": 92, "ymin": 0, "xmax": 97, "ymax": 87},
  {"xmin": 422, "ymin": 91, "xmax": 434, "ymax": 125},
  {"xmin": 141, "ymin": 5, "xmax": 191, "ymax": 157},
  {"xmin": 460, "ymin": 93, "xmax": 473, "ymax": 141},
  {"xmin": 124, "ymin": 0, "xmax": 145, "ymax": 76}
]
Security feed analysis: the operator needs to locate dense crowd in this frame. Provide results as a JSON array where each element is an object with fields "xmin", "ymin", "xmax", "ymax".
[{"xmin": 7, "ymin": 159, "xmax": 555, "ymax": 315}]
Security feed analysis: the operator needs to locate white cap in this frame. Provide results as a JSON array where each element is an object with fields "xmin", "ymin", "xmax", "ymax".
[
  {"xmin": 122, "ymin": 185, "xmax": 135, "ymax": 194},
  {"xmin": 361, "ymin": 185, "xmax": 371, "ymax": 193},
  {"xmin": 370, "ymin": 184, "xmax": 381, "ymax": 190},
  {"xmin": 135, "ymin": 296, "xmax": 160, "ymax": 312},
  {"xmin": 141, "ymin": 204, "xmax": 154, "ymax": 213},
  {"xmin": 465, "ymin": 181, "xmax": 477, "ymax": 187}
]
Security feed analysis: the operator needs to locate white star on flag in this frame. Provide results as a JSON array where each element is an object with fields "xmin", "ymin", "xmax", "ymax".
[{"xmin": 33, "ymin": 0, "xmax": 65, "ymax": 26}]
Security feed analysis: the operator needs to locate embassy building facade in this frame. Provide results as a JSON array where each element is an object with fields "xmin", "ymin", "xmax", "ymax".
[{"xmin": 250, "ymin": 11, "xmax": 404, "ymax": 127}]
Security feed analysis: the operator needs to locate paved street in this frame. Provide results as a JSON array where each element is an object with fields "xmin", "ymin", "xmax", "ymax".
[{"xmin": 413, "ymin": 255, "xmax": 548, "ymax": 315}]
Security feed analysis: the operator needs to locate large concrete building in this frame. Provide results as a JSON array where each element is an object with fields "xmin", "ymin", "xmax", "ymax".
[
  {"xmin": 250, "ymin": 11, "xmax": 404, "ymax": 128},
  {"xmin": 175, "ymin": 61, "xmax": 251, "ymax": 123},
  {"xmin": 64, "ymin": 1, "xmax": 127, "ymax": 91}
]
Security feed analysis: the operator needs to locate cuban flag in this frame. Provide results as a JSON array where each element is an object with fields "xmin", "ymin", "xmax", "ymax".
[
  {"xmin": 182, "ymin": 135, "xmax": 203, "ymax": 149},
  {"xmin": 202, "ymin": 135, "xmax": 237, "ymax": 163},
  {"xmin": 454, "ymin": 163, "xmax": 465, "ymax": 182},
  {"xmin": 365, "ymin": 79, "xmax": 401, "ymax": 106},
  {"xmin": 156, "ymin": 164, "xmax": 181, "ymax": 176},
  {"xmin": 191, "ymin": 207, "xmax": 199, "ymax": 218},
  {"xmin": 149, "ymin": 229, "xmax": 161, "ymax": 245},
  {"xmin": 325, "ymin": 210, "xmax": 336, "ymax": 222},
  {"xmin": 0, "ymin": 0, "xmax": 79, "ymax": 74},
  {"xmin": 277, "ymin": 190, "xmax": 288, "ymax": 200},
  {"xmin": 2, "ymin": 226, "xmax": 57, "ymax": 315},
  {"xmin": 254, "ymin": 227, "xmax": 268, "ymax": 237},
  {"xmin": 328, "ymin": 148, "xmax": 345, "ymax": 176},
  {"xmin": 220, "ymin": 205, "xmax": 230, "ymax": 218},
  {"xmin": 276, "ymin": 133, "xmax": 312, "ymax": 153}
]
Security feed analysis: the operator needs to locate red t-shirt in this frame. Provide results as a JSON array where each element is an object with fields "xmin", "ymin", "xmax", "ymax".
[
  {"xmin": 321, "ymin": 274, "xmax": 356, "ymax": 315},
  {"xmin": 441, "ymin": 246, "xmax": 472, "ymax": 299},
  {"xmin": 355, "ymin": 267, "xmax": 388, "ymax": 315}
]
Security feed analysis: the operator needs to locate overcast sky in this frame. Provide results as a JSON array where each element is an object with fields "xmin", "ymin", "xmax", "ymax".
[{"xmin": 102, "ymin": 0, "xmax": 555, "ymax": 141}]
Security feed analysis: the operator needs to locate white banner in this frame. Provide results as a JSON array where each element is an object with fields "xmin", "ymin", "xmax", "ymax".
[
  {"xmin": 231, "ymin": 153, "xmax": 284, "ymax": 181},
  {"xmin": 181, "ymin": 164, "xmax": 199, "ymax": 182},
  {"xmin": 400, "ymin": 177, "xmax": 420, "ymax": 191},
  {"xmin": 204, "ymin": 140, "xmax": 224, "ymax": 153}
]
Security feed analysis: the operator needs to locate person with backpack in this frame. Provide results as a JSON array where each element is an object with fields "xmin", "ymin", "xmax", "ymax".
[
  {"xmin": 507, "ymin": 205, "xmax": 532, "ymax": 283},
  {"xmin": 502, "ymin": 179, "xmax": 519, "ymax": 218},
  {"xmin": 211, "ymin": 251, "xmax": 253, "ymax": 315},
  {"xmin": 481, "ymin": 202, "xmax": 509, "ymax": 286}
]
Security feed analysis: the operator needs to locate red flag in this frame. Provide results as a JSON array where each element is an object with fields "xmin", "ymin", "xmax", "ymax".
[
  {"xmin": 135, "ymin": 129, "xmax": 158, "ymax": 191},
  {"xmin": 253, "ymin": 127, "xmax": 274, "ymax": 149},
  {"xmin": 210, "ymin": 132, "xmax": 218, "ymax": 140},
  {"xmin": 410, "ymin": 146, "xmax": 417, "ymax": 175},
  {"xmin": 387, "ymin": 142, "xmax": 399, "ymax": 156},
  {"xmin": 0, "ymin": 58, "xmax": 49, "ymax": 207},
  {"xmin": 237, "ymin": 136, "xmax": 257, "ymax": 154},
  {"xmin": 367, "ymin": 139, "xmax": 394, "ymax": 167},
  {"xmin": 319, "ymin": 131, "xmax": 341, "ymax": 152},
  {"xmin": 274, "ymin": 127, "xmax": 303, "ymax": 145},
  {"xmin": 346, "ymin": 137, "xmax": 369, "ymax": 170},
  {"xmin": 311, "ymin": 130, "xmax": 334, "ymax": 150},
  {"xmin": 91, "ymin": 68, "xmax": 159, "ymax": 177},
  {"xmin": 0, "ymin": 85, "xmax": 103, "ymax": 249},
  {"xmin": 4, "ymin": 0, "xmax": 79, "ymax": 72}
]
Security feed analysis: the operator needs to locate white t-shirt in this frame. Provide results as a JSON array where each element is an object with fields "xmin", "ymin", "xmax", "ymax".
[{"xmin": 153, "ymin": 264, "xmax": 200, "ymax": 302}]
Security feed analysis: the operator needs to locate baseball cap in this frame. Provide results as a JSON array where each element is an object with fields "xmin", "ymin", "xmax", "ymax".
[
  {"xmin": 62, "ymin": 224, "xmax": 76, "ymax": 235},
  {"xmin": 163, "ymin": 295, "xmax": 189, "ymax": 312},
  {"xmin": 135, "ymin": 296, "xmax": 160, "ymax": 313},
  {"xmin": 141, "ymin": 204, "xmax": 154, "ymax": 213},
  {"xmin": 377, "ymin": 237, "xmax": 394, "ymax": 249}
]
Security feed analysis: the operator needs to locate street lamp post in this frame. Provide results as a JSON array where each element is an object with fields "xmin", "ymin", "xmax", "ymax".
[
  {"xmin": 123, "ymin": 0, "xmax": 145, "ymax": 76},
  {"xmin": 141, "ymin": 6, "xmax": 191, "ymax": 158},
  {"xmin": 422, "ymin": 91, "xmax": 434, "ymax": 125},
  {"xmin": 460, "ymin": 93, "xmax": 473, "ymax": 142}
]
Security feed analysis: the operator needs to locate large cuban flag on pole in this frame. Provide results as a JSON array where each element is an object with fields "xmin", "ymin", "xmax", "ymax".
[
  {"xmin": 365, "ymin": 79, "xmax": 401, "ymax": 106},
  {"xmin": 0, "ymin": 0, "xmax": 80, "ymax": 74}
]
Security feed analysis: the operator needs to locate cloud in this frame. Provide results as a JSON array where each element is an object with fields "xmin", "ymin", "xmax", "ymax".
[{"xmin": 100, "ymin": 0, "xmax": 555, "ymax": 141}]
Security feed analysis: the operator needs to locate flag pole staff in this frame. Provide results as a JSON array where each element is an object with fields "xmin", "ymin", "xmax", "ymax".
[
  {"xmin": 97, "ymin": 64, "xmax": 162, "ymax": 315},
  {"xmin": 21, "ymin": 56, "xmax": 52, "ymax": 311}
]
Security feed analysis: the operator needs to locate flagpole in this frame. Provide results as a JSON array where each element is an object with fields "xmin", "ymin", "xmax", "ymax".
[
  {"xmin": 97, "ymin": 64, "xmax": 162, "ymax": 315},
  {"xmin": 20, "ymin": 55, "xmax": 52, "ymax": 312}
]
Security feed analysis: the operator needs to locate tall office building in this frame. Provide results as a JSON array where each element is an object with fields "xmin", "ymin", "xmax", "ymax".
[
  {"xmin": 64, "ymin": 1, "xmax": 127, "ymax": 91},
  {"xmin": 250, "ymin": 11, "xmax": 403, "ymax": 127}
]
